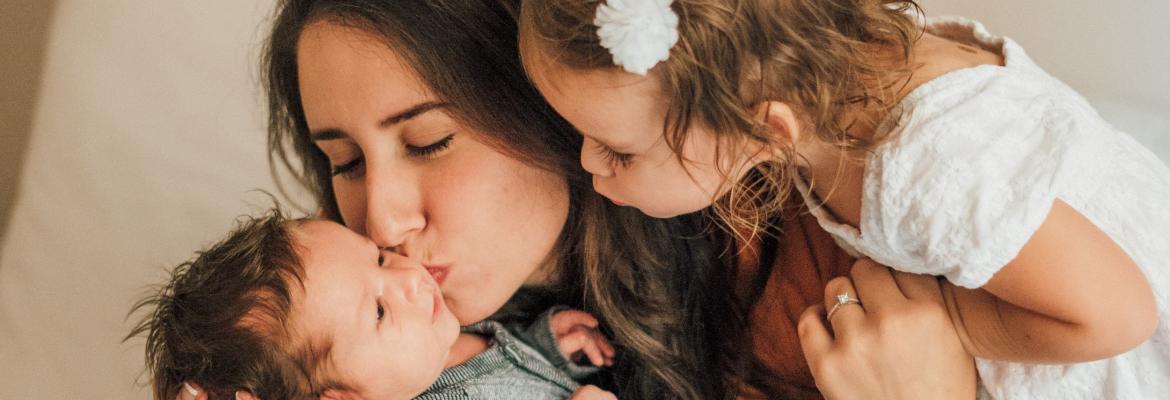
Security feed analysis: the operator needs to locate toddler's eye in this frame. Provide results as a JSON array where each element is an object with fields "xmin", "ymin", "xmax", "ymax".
[
  {"xmin": 377, "ymin": 303, "xmax": 385, "ymax": 321},
  {"xmin": 377, "ymin": 253, "xmax": 385, "ymax": 267},
  {"xmin": 596, "ymin": 145, "xmax": 634, "ymax": 169}
]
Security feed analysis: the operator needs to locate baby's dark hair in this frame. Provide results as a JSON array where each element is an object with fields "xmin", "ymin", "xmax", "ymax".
[{"xmin": 127, "ymin": 209, "xmax": 351, "ymax": 400}]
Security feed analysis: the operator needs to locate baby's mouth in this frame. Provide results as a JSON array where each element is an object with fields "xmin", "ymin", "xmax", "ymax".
[
  {"xmin": 424, "ymin": 264, "xmax": 449, "ymax": 285},
  {"xmin": 431, "ymin": 289, "xmax": 443, "ymax": 323}
]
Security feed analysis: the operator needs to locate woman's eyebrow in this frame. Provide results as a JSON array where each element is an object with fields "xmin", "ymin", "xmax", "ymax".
[
  {"xmin": 310, "ymin": 128, "xmax": 347, "ymax": 141},
  {"xmin": 379, "ymin": 101, "xmax": 448, "ymax": 128},
  {"xmin": 309, "ymin": 101, "xmax": 450, "ymax": 142}
]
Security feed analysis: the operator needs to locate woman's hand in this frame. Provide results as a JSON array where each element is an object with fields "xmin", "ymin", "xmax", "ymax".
[{"xmin": 798, "ymin": 259, "xmax": 976, "ymax": 400}]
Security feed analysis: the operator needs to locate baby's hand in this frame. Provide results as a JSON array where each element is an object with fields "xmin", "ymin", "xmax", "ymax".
[
  {"xmin": 568, "ymin": 385, "xmax": 617, "ymax": 400},
  {"xmin": 550, "ymin": 309, "xmax": 615, "ymax": 367}
]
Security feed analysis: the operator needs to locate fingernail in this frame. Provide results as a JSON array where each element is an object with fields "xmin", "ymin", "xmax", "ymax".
[{"xmin": 183, "ymin": 382, "xmax": 199, "ymax": 397}]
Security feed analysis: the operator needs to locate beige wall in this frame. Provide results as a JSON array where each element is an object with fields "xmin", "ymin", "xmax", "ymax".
[
  {"xmin": 0, "ymin": 0, "xmax": 57, "ymax": 248},
  {"xmin": 920, "ymin": 0, "xmax": 1170, "ymax": 153},
  {"xmin": 0, "ymin": 2, "xmax": 289, "ymax": 398}
]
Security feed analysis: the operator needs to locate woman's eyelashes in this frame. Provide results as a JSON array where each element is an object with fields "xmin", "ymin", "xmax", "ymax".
[
  {"xmin": 376, "ymin": 302, "xmax": 386, "ymax": 322},
  {"xmin": 331, "ymin": 157, "xmax": 364, "ymax": 178},
  {"xmin": 406, "ymin": 133, "xmax": 454, "ymax": 158},
  {"xmin": 328, "ymin": 134, "xmax": 456, "ymax": 179}
]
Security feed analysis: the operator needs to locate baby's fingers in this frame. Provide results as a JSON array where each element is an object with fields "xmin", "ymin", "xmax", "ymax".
[
  {"xmin": 584, "ymin": 328, "xmax": 616, "ymax": 366},
  {"xmin": 558, "ymin": 327, "xmax": 613, "ymax": 366},
  {"xmin": 596, "ymin": 330, "xmax": 616, "ymax": 360},
  {"xmin": 552, "ymin": 310, "xmax": 600, "ymax": 334},
  {"xmin": 557, "ymin": 328, "xmax": 592, "ymax": 357},
  {"xmin": 569, "ymin": 385, "xmax": 617, "ymax": 400}
]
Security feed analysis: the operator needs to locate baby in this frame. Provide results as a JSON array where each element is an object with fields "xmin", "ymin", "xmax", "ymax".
[{"xmin": 130, "ymin": 209, "xmax": 616, "ymax": 400}]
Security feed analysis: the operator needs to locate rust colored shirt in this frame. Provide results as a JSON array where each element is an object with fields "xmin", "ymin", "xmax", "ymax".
[{"xmin": 733, "ymin": 204, "xmax": 856, "ymax": 399}]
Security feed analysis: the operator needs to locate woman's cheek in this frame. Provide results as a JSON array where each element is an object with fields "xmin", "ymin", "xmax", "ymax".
[{"xmin": 333, "ymin": 178, "xmax": 368, "ymax": 233}]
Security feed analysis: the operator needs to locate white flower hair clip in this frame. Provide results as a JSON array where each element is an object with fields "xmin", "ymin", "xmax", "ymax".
[{"xmin": 593, "ymin": 0, "xmax": 679, "ymax": 76}]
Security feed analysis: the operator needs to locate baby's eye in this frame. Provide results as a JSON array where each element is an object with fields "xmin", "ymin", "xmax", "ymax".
[
  {"xmin": 377, "ymin": 253, "xmax": 385, "ymax": 267},
  {"xmin": 377, "ymin": 303, "xmax": 385, "ymax": 321}
]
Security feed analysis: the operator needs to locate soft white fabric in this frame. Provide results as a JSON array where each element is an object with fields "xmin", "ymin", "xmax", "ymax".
[{"xmin": 797, "ymin": 17, "xmax": 1170, "ymax": 400}]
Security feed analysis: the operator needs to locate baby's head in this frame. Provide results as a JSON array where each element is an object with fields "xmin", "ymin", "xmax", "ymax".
[
  {"xmin": 518, "ymin": 0, "xmax": 920, "ymax": 232},
  {"xmin": 131, "ymin": 210, "xmax": 459, "ymax": 400}
]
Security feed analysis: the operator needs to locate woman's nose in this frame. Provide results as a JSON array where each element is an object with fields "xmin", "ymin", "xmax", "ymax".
[
  {"xmin": 364, "ymin": 161, "xmax": 426, "ymax": 250},
  {"xmin": 580, "ymin": 137, "xmax": 614, "ymax": 177}
]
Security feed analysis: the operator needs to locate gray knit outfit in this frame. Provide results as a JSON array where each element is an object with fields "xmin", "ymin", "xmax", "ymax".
[{"xmin": 414, "ymin": 307, "xmax": 598, "ymax": 400}]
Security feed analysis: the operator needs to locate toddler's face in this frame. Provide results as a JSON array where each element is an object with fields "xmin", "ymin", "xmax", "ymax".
[
  {"xmin": 530, "ymin": 66, "xmax": 763, "ymax": 218},
  {"xmin": 290, "ymin": 220, "xmax": 460, "ymax": 400}
]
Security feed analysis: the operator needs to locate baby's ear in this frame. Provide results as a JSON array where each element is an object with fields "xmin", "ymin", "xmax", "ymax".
[
  {"xmin": 234, "ymin": 390, "xmax": 258, "ymax": 400},
  {"xmin": 752, "ymin": 101, "xmax": 802, "ymax": 146},
  {"xmin": 318, "ymin": 389, "xmax": 355, "ymax": 400}
]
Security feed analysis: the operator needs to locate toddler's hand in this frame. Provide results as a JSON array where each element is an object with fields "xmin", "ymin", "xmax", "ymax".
[
  {"xmin": 568, "ymin": 385, "xmax": 617, "ymax": 400},
  {"xmin": 550, "ymin": 309, "xmax": 615, "ymax": 367}
]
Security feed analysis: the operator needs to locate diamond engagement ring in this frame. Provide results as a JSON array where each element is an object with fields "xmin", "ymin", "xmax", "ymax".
[{"xmin": 826, "ymin": 293, "xmax": 863, "ymax": 321}]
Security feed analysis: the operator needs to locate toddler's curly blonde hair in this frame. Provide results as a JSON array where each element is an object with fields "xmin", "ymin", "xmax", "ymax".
[{"xmin": 520, "ymin": 0, "xmax": 923, "ymax": 243}]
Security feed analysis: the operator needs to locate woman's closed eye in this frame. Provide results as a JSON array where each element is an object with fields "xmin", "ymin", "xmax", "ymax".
[
  {"xmin": 331, "ymin": 156, "xmax": 365, "ymax": 178},
  {"xmin": 328, "ymin": 134, "xmax": 456, "ymax": 180},
  {"xmin": 377, "ymin": 302, "xmax": 386, "ymax": 322},
  {"xmin": 406, "ymin": 133, "xmax": 454, "ymax": 158}
]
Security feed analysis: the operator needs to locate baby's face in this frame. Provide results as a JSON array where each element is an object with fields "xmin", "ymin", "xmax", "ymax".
[{"xmin": 290, "ymin": 220, "xmax": 460, "ymax": 400}]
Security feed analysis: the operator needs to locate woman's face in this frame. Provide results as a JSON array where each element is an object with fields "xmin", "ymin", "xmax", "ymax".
[{"xmin": 296, "ymin": 21, "xmax": 571, "ymax": 325}]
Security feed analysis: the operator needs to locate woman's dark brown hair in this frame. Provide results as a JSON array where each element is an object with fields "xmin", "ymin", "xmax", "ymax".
[{"xmin": 262, "ymin": 0, "xmax": 753, "ymax": 398}]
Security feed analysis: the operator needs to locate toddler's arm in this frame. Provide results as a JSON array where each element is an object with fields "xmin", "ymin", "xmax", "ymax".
[{"xmin": 942, "ymin": 201, "xmax": 1157, "ymax": 363}]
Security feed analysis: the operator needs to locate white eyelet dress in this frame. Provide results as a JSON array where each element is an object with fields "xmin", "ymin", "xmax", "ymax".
[{"xmin": 794, "ymin": 17, "xmax": 1170, "ymax": 400}]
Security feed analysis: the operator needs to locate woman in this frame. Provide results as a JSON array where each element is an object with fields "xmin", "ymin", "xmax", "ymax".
[{"xmin": 180, "ymin": 0, "xmax": 972, "ymax": 398}]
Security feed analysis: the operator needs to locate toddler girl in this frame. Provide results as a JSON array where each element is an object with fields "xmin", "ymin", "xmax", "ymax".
[
  {"xmin": 130, "ymin": 210, "xmax": 615, "ymax": 400},
  {"xmin": 518, "ymin": 0, "xmax": 1170, "ymax": 398}
]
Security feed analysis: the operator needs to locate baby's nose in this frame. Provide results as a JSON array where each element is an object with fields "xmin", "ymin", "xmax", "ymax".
[{"xmin": 382, "ymin": 256, "xmax": 426, "ymax": 299}]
